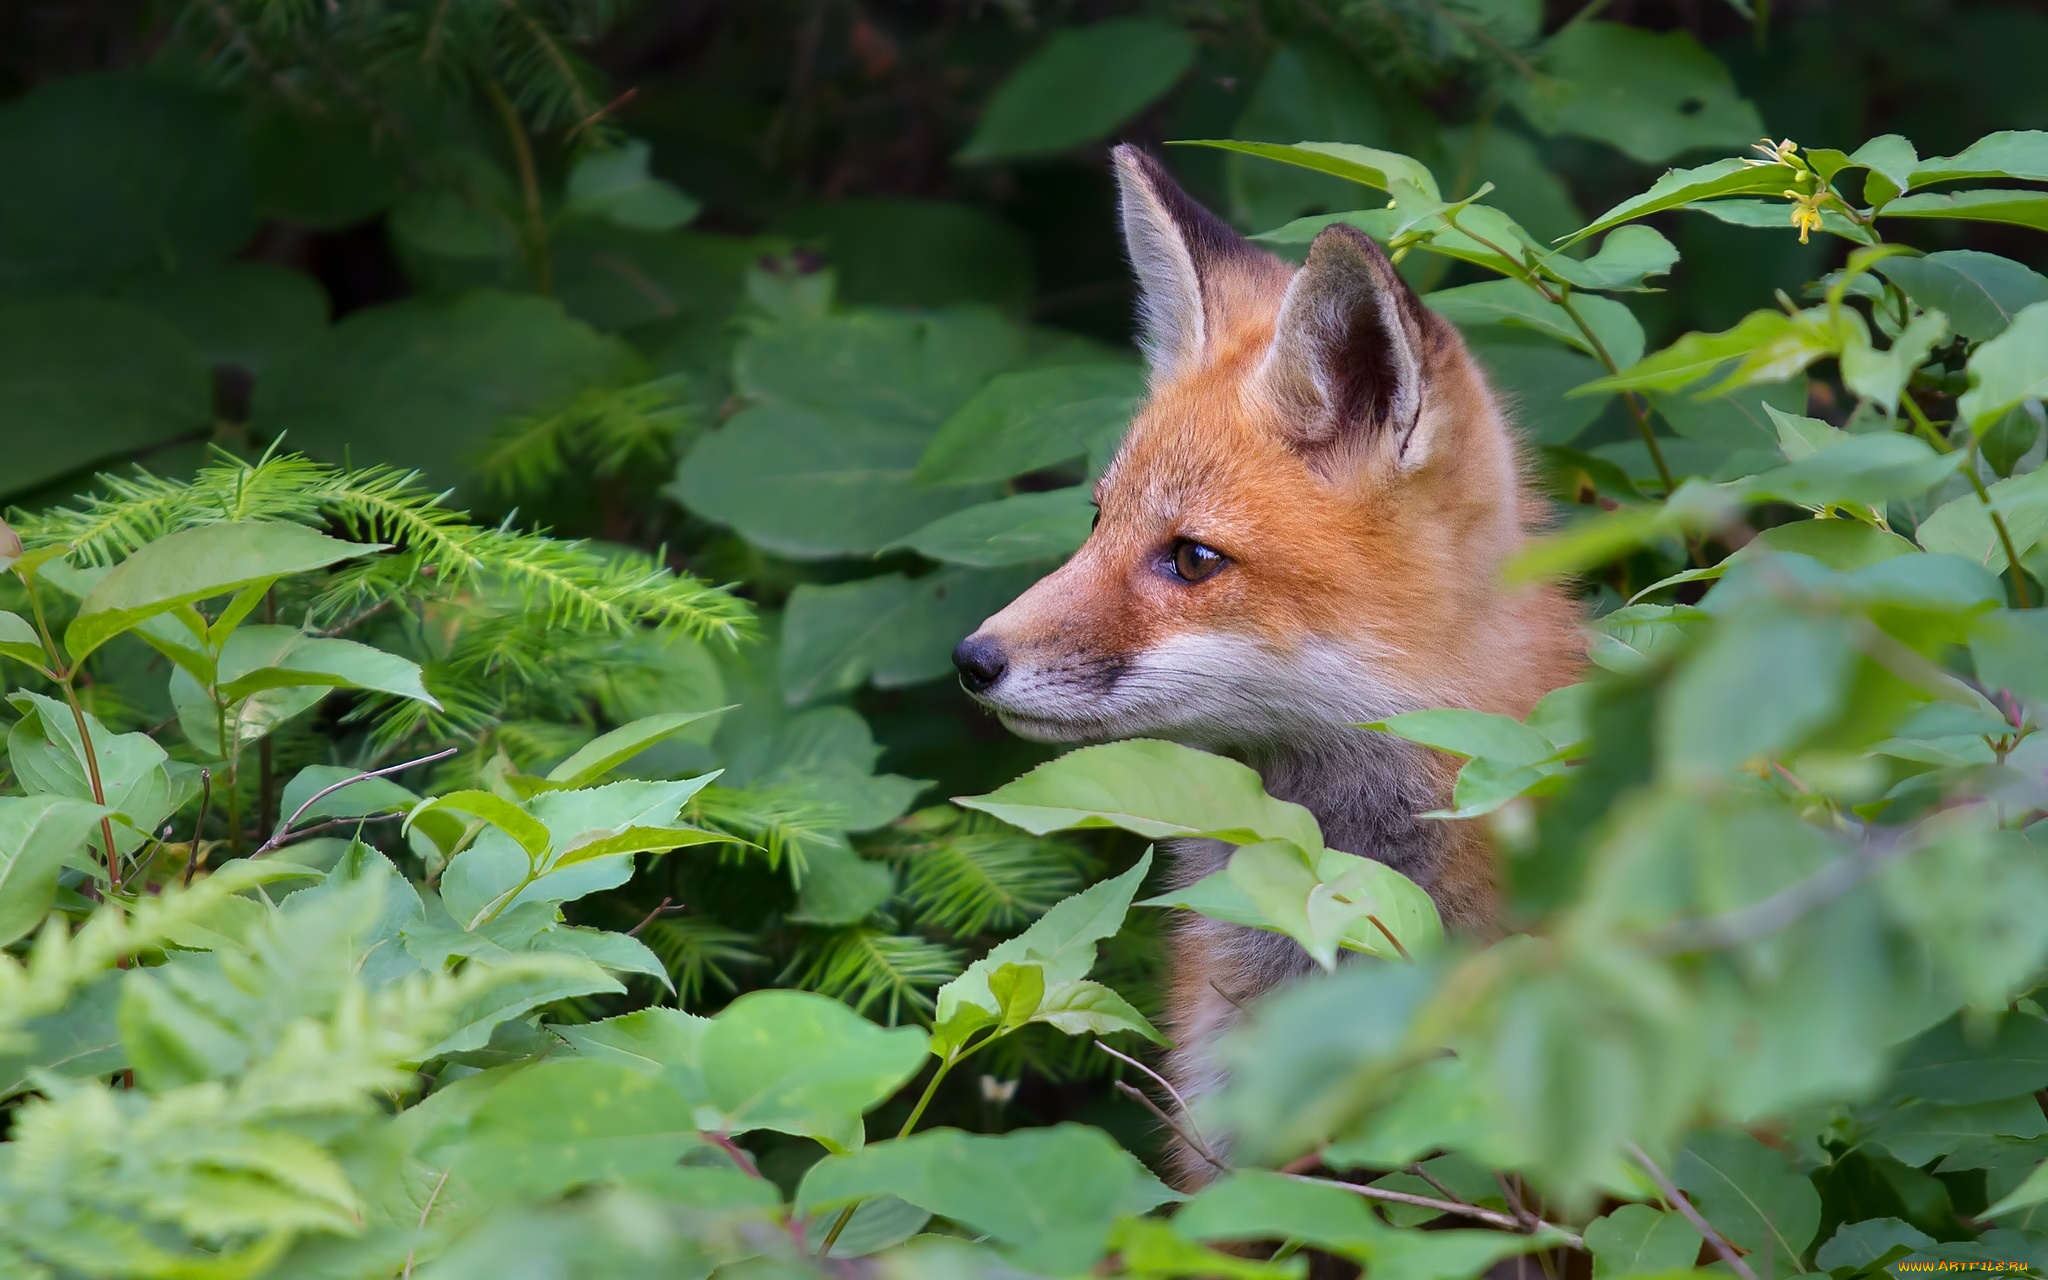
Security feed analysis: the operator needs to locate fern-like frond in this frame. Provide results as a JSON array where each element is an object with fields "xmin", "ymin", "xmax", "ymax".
[
  {"xmin": 784, "ymin": 929, "xmax": 963, "ymax": 1026},
  {"xmin": 18, "ymin": 449, "xmax": 751, "ymax": 646},
  {"xmin": 478, "ymin": 376, "xmax": 695, "ymax": 497},
  {"xmin": 637, "ymin": 917, "xmax": 764, "ymax": 1009},
  {"xmin": 688, "ymin": 784, "xmax": 845, "ymax": 877},
  {"xmin": 876, "ymin": 809, "xmax": 1087, "ymax": 937}
]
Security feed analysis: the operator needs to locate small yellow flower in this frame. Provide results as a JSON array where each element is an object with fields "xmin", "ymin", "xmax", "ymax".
[{"xmin": 1785, "ymin": 188, "xmax": 1827, "ymax": 243}]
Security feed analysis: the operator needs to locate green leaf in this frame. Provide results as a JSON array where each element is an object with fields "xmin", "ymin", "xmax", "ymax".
[
  {"xmin": 797, "ymin": 1124, "xmax": 1176, "ymax": 1275},
  {"xmin": 736, "ymin": 308, "xmax": 1026, "ymax": 427},
  {"xmin": 1841, "ymin": 310, "xmax": 1951, "ymax": 413},
  {"xmin": 1972, "ymin": 608, "xmax": 2048, "ymax": 704},
  {"xmin": 109, "ymin": 261, "xmax": 328, "ymax": 379},
  {"xmin": 988, "ymin": 962, "xmax": 1047, "ymax": 1031},
  {"xmin": 211, "ymin": 627, "xmax": 439, "ymax": 707},
  {"xmin": 0, "ymin": 299, "xmax": 214, "ymax": 502},
  {"xmin": 425, "ymin": 959, "xmax": 625, "ymax": 1059},
  {"xmin": 675, "ymin": 404, "xmax": 998, "ymax": 558},
  {"xmin": 1915, "ymin": 467, "xmax": 2048, "ymax": 574},
  {"xmin": 958, "ymin": 20, "xmax": 1196, "ymax": 163},
  {"xmin": 889, "ymin": 486, "xmax": 1094, "ymax": 567},
  {"xmin": 1890, "ymin": 1013, "xmax": 2048, "ymax": 1106},
  {"xmin": 1427, "ymin": 279, "xmax": 1645, "ymax": 368},
  {"xmin": 1673, "ymin": 1129, "xmax": 1823, "ymax": 1277},
  {"xmin": 1173, "ymin": 1169, "xmax": 1544, "ymax": 1278},
  {"xmin": 1846, "ymin": 134, "xmax": 1920, "ymax": 205},
  {"xmin": 1584, "ymin": 1204, "xmax": 1705, "ymax": 1279},
  {"xmin": 695, "ymin": 988, "xmax": 930, "ymax": 1151},
  {"xmin": 933, "ymin": 852, "xmax": 1153, "ymax": 1052},
  {"xmin": 1506, "ymin": 23, "xmax": 1763, "ymax": 164},
  {"xmin": 7, "ymin": 691, "xmax": 183, "ymax": 859},
  {"xmin": 0, "ymin": 976, "xmax": 125, "ymax": 1099},
  {"xmin": 1876, "ymin": 251, "xmax": 2048, "ymax": 342},
  {"xmin": 916, "ymin": 364, "xmax": 1142, "ymax": 486},
  {"xmin": 1224, "ymin": 839, "xmax": 1440, "ymax": 969},
  {"xmin": 1540, "ymin": 226, "xmax": 1681, "ymax": 292},
  {"xmin": 1567, "ymin": 157, "xmax": 1800, "ymax": 246},
  {"xmin": 544, "ymin": 709, "xmax": 730, "ymax": 788},
  {"xmin": 1880, "ymin": 190, "xmax": 2048, "ymax": 234},
  {"xmin": 255, "ymin": 290, "xmax": 645, "ymax": 488},
  {"xmin": 1959, "ymin": 302, "xmax": 2048, "ymax": 431},
  {"xmin": 63, "ymin": 523, "xmax": 379, "ymax": 664},
  {"xmin": 775, "ymin": 199, "xmax": 1038, "ymax": 315},
  {"xmin": 1467, "ymin": 330, "xmax": 1609, "ymax": 444},
  {"xmin": 1815, "ymin": 1219, "xmax": 1936, "ymax": 1273},
  {"xmin": 407, "ymin": 790, "xmax": 552, "ymax": 862},
  {"xmin": 1660, "ymin": 609, "xmax": 1857, "ymax": 777},
  {"xmin": 0, "ymin": 72, "xmax": 253, "ymax": 294},
  {"xmin": 548, "ymin": 824, "xmax": 735, "ymax": 870},
  {"xmin": 1035, "ymin": 979, "xmax": 1164, "ymax": 1042},
  {"xmin": 1577, "ymin": 308, "xmax": 1841, "ymax": 397},
  {"xmin": 1180, "ymin": 140, "xmax": 1442, "ymax": 199},
  {"xmin": 1987, "ymin": 1160, "xmax": 2048, "ymax": 1219},
  {"xmin": 1364, "ymin": 708, "xmax": 1559, "ymax": 766},
  {"xmin": 564, "ymin": 139, "xmax": 699, "ymax": 231},
  {"xmin": 0, "ymin": 795, "xmax": 109, "ymax": 946},
  {"xmin": 1684, "ymin": 195, "xmax": 1875, "ymax": 243},
  {"xmin": 1911, "ymin": 130, "xmax": 2048, "ymax": 186},
  {"xmin": 452, "ymin": 1057, "xmax": 703, "ymax": 1196},
  {"xmin": 957, "ymin": 739, "xmax": 1324, "ymax": 848},
  {"xmin": 1740, "ymin": 431, "xmax": 1964, "ymax": 508},
  {"xmin": 1866, "ymin": 1095, "xmax": 2048, "ymax": 1166},
  {"xmin": 0, "ymin": 610, "xmax": 45, "ymax": 670},
  {"xmin": 780, "ymin": 566, "xmax": 1038, "ymax": 704}
]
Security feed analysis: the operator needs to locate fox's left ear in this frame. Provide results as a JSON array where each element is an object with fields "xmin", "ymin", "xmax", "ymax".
[{"xmin": 1257, "ymin": 223, "xmax": 1432, "ymax": 465}]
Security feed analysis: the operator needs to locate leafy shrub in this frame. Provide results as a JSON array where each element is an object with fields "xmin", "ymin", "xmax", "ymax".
[{"xmin": 2, "ymin": 1, "xmax": 2048, "ymax": 1277}]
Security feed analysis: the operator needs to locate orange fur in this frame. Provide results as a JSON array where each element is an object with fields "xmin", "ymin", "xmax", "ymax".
[{"xmin": 953, "ymin": 148, "xmax": 1583, "ymax": 1182}]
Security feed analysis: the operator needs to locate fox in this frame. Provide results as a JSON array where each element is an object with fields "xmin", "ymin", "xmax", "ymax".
[{"xmin": 951, "ymin": 145, "xmax": 1582, "ymax": 1181}]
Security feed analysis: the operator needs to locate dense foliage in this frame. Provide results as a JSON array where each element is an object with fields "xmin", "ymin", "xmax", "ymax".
[{"xmin": 2, "ymin": 0, "xmax": 2048, "ymax": 1276}]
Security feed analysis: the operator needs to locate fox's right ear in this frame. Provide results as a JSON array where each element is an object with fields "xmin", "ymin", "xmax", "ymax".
[{"xmin": 1113, "ymin": 144, "xmax": 1265, "ymax": 383}]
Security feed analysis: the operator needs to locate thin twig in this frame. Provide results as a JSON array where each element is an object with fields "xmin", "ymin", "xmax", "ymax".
[
  {"xmin": 1290, "ymin": 1172, "xmax": 1586, "ymax": 1244},
  {"xmin": 1409, "ymin": 1162, "xmax": 1469, "ymax": 1205},
  {"xmin": 1628, "ymin": 1143, "xmax": 1759, "ymax": 1280},
  {"xmin": 1497, "ymin": 1171, "xmax": 1543, "ymax": 1233},
  {"xmin": 400, "ymin": 1168, "xmax": 450, "ymax": 1280},
  {"xmin": 254, "ymin": 748, "xmax": 457, "ymax": 856},
  {"xmin": 1096, "ymin": 1040, "xmax": 1199, "ymax": 1121},
  {"xmin": 1116, "ymin": 1081, "xmax": 1230, "ymax": 1174},
  {"xmin": 628, "ymin": 897, "xmax": 684, "ymax": 936},
  {"xmin": 183, "ymin": 768, "xmax": 213, "ymax": 887}
]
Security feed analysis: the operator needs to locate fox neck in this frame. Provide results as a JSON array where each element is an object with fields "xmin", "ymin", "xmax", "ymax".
[{"xmin": 1200, "ymin": 728, "xmax": 1456, "ymax": 904}]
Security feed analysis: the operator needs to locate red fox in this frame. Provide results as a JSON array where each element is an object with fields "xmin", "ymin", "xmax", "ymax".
[{"xmin": 953, "ymin": 146, "xmax": 1581, "ymax": 1177}]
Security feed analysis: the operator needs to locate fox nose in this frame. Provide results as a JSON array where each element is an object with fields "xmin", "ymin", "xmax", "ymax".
[{"xmin": 953, "ymin": 635, "xmax": 1008, "ymax": 694}]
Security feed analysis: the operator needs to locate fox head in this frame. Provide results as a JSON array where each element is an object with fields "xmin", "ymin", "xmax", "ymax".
[{"xmin": 954, "ymin": 146, "xmax": 1576, "ymax": 751}]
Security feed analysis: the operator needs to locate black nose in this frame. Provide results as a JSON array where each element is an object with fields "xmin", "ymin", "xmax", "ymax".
[{"xmin": 953, "ymin": 635, "xmax": 1007, "ymax": 694}]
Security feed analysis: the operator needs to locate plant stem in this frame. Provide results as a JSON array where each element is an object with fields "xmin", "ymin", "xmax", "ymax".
[
  {"xmin": 22, "ymin": 579, "xmax": 121, "ymax": 884},
  {"xmin": 1440, "ymin": 206, "xmax": 1679, "ymax": 496},
  {"xmin": 820, "ymin": 1036, "xmax": 989, "ymax": 1256},
  {"xmin": 485, "ymin": 78, "xmax": 552, "ymax": 295},
  {"xmin": 1628, "ymin": 1143, "xmax": 1759, "ymax": 1280}
]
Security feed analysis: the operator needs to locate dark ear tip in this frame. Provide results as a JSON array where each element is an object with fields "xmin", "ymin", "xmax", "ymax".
[{"xmin": 1307, "ymin": 220, "xmax": 1391, "ymax": 267}]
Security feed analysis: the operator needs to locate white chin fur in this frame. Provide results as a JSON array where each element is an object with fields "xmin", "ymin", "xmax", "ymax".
[{"xmin": 975, "ymin": 632, "xmax": 1417, "ymax": 747}]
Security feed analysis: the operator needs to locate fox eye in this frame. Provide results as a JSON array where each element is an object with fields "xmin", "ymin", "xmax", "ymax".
[
  {"xmin": 1090, "ymin": 504, "xmax": 1102, "ymax": 531},
  {"xmin": 1170, "ymin": 539, "xmax": 1227, "ymax": 583}
]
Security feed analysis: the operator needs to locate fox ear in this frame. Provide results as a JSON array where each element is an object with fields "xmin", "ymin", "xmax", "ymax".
[
  {"xmin": 1113, "ymin": 144, "xmax": 1266, "ymax": 383},
  {"xmin": 1257, "ymin": 222, "xmax": 1430, "ymax": 461}
]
